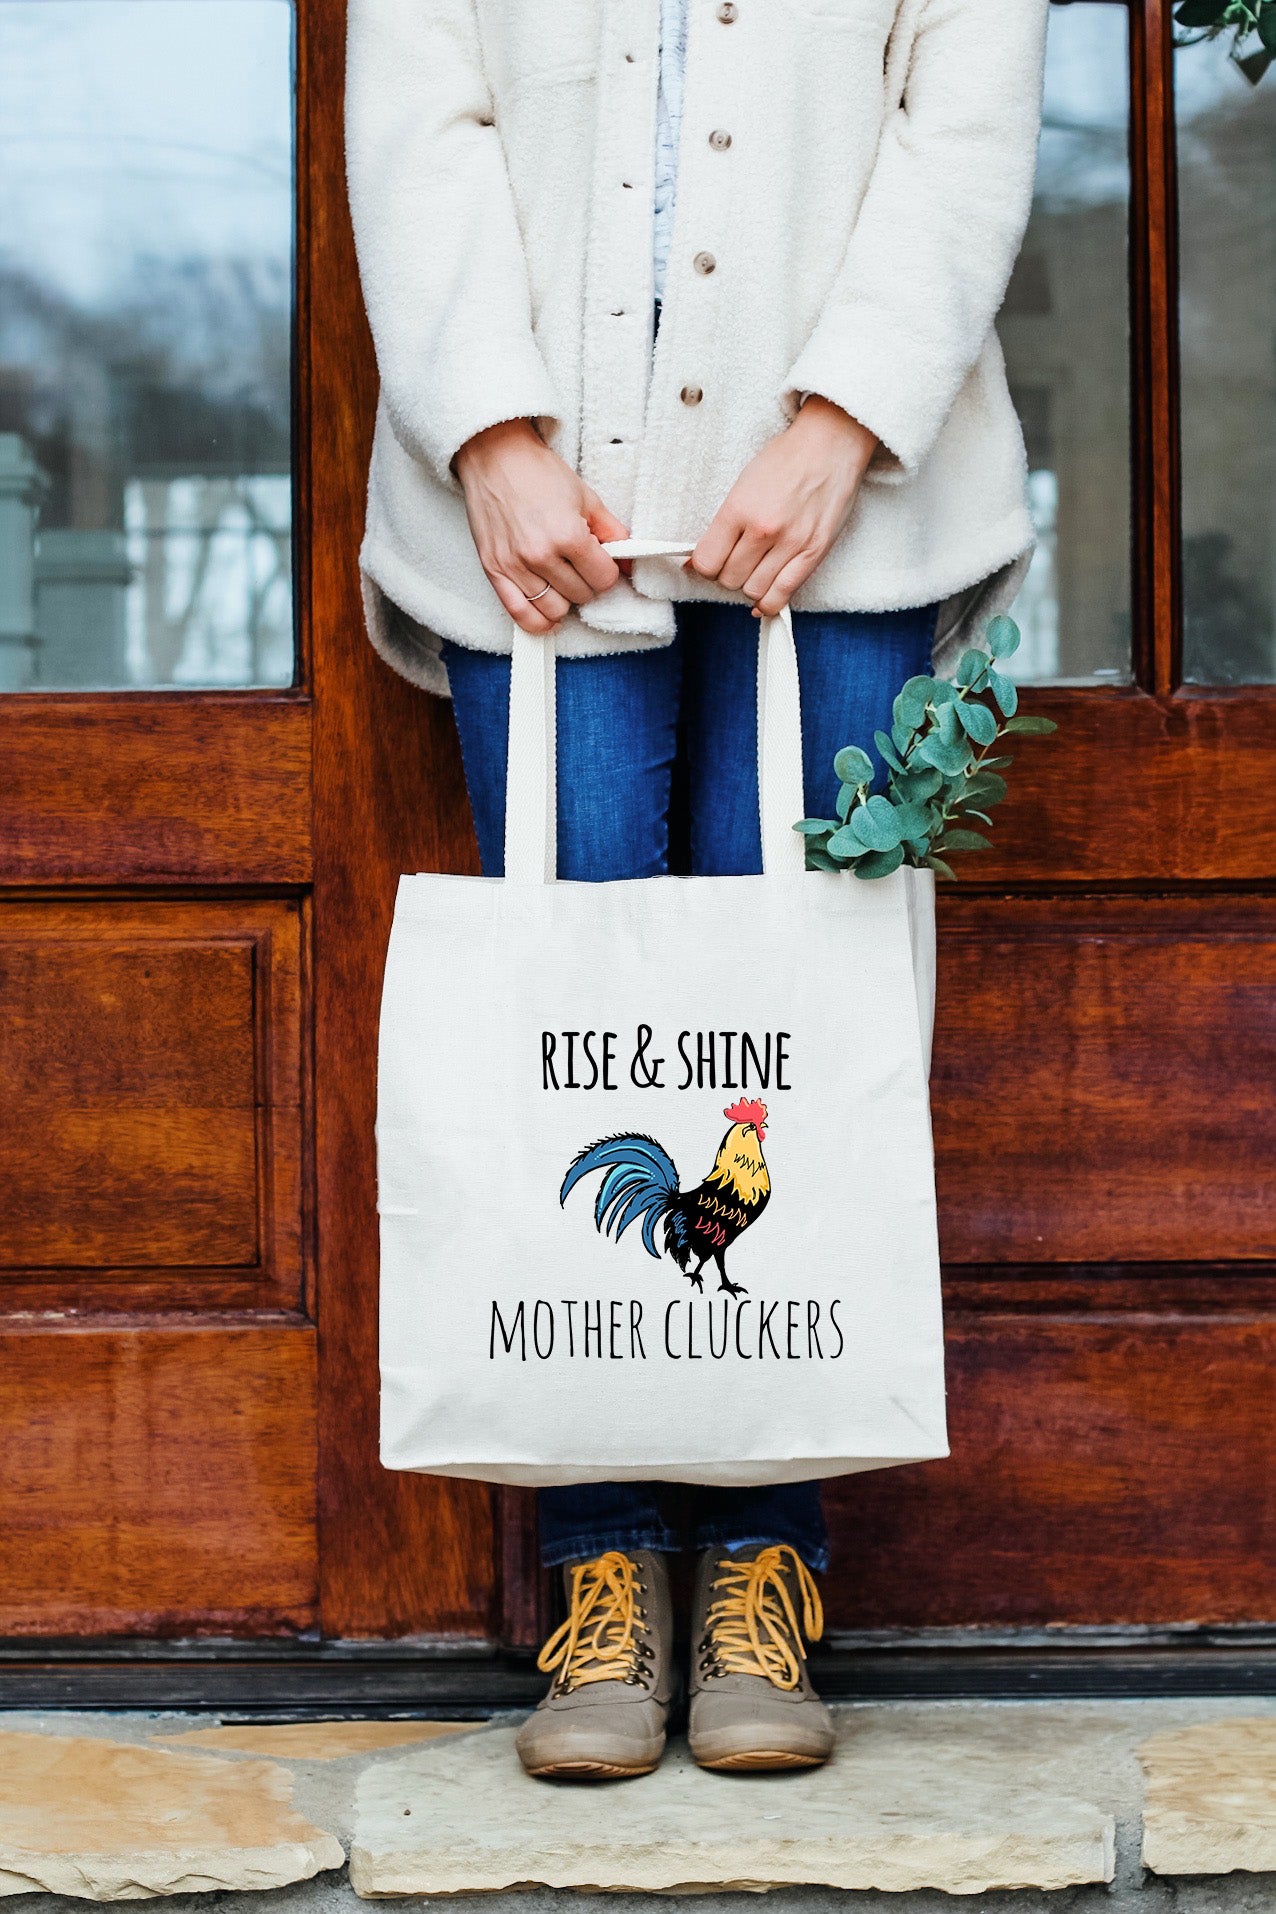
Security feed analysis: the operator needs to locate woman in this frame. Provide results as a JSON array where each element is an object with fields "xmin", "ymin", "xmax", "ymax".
[{"xmin": 347, "ymin": 0, "xmax": 1047, "ymax": 1780}]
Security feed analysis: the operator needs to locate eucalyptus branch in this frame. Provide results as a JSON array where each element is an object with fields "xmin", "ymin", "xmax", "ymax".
[
  {"xmin": 794, "ymin": 615, "xmax": 1057, "ymax": 881},
  {"xmin": 1173, "ymin": 0, "xmax": 1276, "ymax": 81}
]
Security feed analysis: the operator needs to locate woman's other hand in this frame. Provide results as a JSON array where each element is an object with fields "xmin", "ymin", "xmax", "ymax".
[
  {"xmin": 454, "ymin": 420, "xmax": 628, "ymax": 634},
  {"xmin": 688, "ymin": 397, "xmax": 879, "ymax": 617}
]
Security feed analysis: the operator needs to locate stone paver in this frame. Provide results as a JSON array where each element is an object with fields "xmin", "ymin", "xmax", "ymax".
[
  {"xmin": 5, "ymin": 1699, "xmax": 1276, "ymax": 1906},
  {"xmin": 0, "ymin": 1730, "xmax": 343, "ymax": 1901},
  {"xmin": 350, "ymin": 1711, "xmax": 1118, "ymax": 1897},
  {"xmin": 1140, "ymin": 1718, "xmax": 1276, "ymax": 1877},
  {"xmin": 153, "ymin": 1722, "xmax": 474, "ymax": 1762}
]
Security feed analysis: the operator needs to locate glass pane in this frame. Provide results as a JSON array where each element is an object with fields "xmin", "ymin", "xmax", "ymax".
[
  {"xmin": 1176, "ymin": 39, "xmax": 1276, "ymax": 684},
  {"xmin": 1000, "ymin": 0, "xmax": 1132, "ymax": 684},
  {"xmin": 0, "ymin": 0, "xmax": 293, "ymax": 690}
]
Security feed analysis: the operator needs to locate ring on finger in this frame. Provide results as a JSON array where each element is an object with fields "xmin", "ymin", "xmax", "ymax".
[{"xmin": 525, "ymin": 580, "xmax": 553, "ymax": 603}]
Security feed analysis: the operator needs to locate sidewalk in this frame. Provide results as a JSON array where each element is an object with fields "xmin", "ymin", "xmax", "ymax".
[{"xmin": 0, "ymin": 1701, "xmax": 1273, "ymax": 1909}]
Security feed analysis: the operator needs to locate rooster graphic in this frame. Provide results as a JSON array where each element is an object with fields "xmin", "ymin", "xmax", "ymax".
[{"xmin": 560, "ymin": 1100, "xmax": 770, "ymax": 1297}]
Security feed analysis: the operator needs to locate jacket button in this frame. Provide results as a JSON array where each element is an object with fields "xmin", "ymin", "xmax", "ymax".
[
  {"xmin": 717, "ymin": 1, "xmax": 738, "ymax": 19},
  {"xmin": 680, "ymin": 384, "xmax": 704, "ymax": 406},
  {"xmin": 709, "ymin": 129, "xmax": 732, "ymax": 150},
  {"xmin": 693, "ymin": 251, "xmax": 717, "ymax": 275}
]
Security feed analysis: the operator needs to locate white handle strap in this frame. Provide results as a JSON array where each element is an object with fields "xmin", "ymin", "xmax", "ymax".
[{"xmin": 504, "ymin": 540, "xmax": 807, "ymax": 885}]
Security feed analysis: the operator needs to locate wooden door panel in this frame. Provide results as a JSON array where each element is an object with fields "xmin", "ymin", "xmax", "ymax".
[
  {"xmin": 0, "ymin": 899, "xmax": 303, "ymax": 1313},
  {"xmin": 966, "ymin": 691, "xmax": 1276, "ymax": 886},
  {"xmin": 824, "ymin": 1313, "xmax": 1276, "ymax": 1630},
  {"xmin": 933, "ymin": 896, "xmax": 1276, "ymax": 1266},
  {"xmin": 0, "ymin": 696, "xmax": 311, "ymax": 886},
  {"xmin": 0, "ymin": 1323, "xmax": 317, "ymax": 1636}
]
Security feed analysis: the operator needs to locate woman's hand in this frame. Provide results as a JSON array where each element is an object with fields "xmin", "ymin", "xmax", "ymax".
[
  {"xmin": 688, "ymin": 397, "xmax": 879, "ymax": 617},
  {"xmin": 454, "ymin": 419, "xmax": 628, "ymax": 634}
]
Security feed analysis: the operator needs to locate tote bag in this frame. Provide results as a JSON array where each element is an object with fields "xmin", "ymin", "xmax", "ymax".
[{"xmin": 377, "ymin": 540, "xmax": 947, "ymax": 1486}]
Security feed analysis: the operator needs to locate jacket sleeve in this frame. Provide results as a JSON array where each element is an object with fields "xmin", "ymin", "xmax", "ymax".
[
  {"xmin": 783, "ymin": 0, "xmax": 1048, "ymax": 479},
  {"xmin": 345, "ymin": 0, "xmax": 562, "ymax": 485}
]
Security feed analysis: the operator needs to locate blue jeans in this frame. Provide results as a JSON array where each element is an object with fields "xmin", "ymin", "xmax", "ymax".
[{"xmin": 441, "ymin": 597, "xmax": 937, "ymax": 1569}]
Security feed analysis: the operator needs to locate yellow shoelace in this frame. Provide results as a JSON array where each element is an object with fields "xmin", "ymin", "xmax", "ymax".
[
  {"xmin": 537, "ymin": 1550, "xmax": 652, "ymax": 1694},
  {"xmin": 701, "ymin": 1544, "xmax": 824, "ymax": 1691}
]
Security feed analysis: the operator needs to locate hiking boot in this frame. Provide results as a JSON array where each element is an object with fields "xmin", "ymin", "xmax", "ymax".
[
  {"xmin": 515, "ymin": 1549, "xmax": 673, "ymax": 1779},
  {"xmin": 688, "ymin": 1542, "xmax": 835, "ymax": 1772}
]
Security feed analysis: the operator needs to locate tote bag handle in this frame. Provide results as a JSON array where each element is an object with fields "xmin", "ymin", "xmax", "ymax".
[{"xmin": 504, "ymin": 540, "xmax": 807, "ymax": 885}]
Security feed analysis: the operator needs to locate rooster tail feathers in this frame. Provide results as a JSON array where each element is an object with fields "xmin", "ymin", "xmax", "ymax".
[
  {"xmin": 560, "ymin": 1134, "xmax": 678, "ymax": 1204},
  {"xmin": 559, "ymin": 1134, "xmax": 679, "ymax": 1260},
  {"xmin": 663, "ymin": 1207, "xmax": 694, "ymax": 1271}
]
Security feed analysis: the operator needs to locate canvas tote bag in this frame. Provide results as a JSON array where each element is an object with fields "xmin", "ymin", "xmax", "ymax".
[{"xmin": 377, "ymin": 540, "xmax": 947, "ymax": 1486}]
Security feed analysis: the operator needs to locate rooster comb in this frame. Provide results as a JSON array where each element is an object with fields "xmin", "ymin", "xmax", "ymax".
[{"xmin": 725, "ymin": 1098, "xmax": 768, "ymax": 1132}]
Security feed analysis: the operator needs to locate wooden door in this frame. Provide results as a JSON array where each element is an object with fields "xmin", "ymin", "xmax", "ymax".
[
  {"xmin": 0, "ymin": 0, "xmax": 489, "ymax": 1647},
  {"xmin": 821, "ymin": 0, "xmax": 1276, "ymax": 1638},
  {"xmin": 1, "ymin": 0, "xmax": 1271, "ymax": 1662}
]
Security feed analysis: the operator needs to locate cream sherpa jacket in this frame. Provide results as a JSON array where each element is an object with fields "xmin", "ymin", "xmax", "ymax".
[{"xmin": 345, "ymin": 0, "xmax": 1048, "ymax": 696}]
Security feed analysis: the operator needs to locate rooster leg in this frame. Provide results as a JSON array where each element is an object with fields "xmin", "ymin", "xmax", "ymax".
[
  {"xmin": 713, "ymin": 1251, "xmax": 746, "ymax": 1299},
  {"xmin": 686, "ymin": 1262, "xmax": 706, "ymax": 1292}
]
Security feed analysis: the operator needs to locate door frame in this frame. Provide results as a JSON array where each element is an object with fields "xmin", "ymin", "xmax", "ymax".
[{"xmin": 1, "ymin": 0, "xmax": 1273, "ymax": 1693}]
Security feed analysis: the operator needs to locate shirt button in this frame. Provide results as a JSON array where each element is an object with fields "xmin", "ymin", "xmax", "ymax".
[
  {"xmin": 717, "ymin": 2, "xmax": 738, "ymax": 19},
  {"xmin": 693, "ymin": 251, "xmax": 717, "ymax": 275},
  {"xmin": 680, "ymin": 384, "xmax": 704, "ymax": 406},
  {"xmin": 709, "ymin": 129, "xmax": 733, "ymax": 150}
]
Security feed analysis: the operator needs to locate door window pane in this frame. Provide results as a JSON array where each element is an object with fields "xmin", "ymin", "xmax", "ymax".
[
  {"xmin": 1001, "ymin": 0, "xmax": 1132, "ymax": 684},
  {"xmin": 0, "ymin": 0, "xmax": 293, "ymax": 690},
  {"xmin": 1176, "ymin": 40, "xmax": 1276, "ymax": 684}
]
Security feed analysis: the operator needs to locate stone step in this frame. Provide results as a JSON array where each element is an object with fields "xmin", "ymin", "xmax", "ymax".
[
  {"xmin": 352, "ymin": 1710, "xmax": 1117, "ymax": 1897},
  {"xmin": 1140, "ymin": 1717, "xmax": 1276, "ymax": 1877},
  {"xmin": 0, "ymin": 1701, "xmax": 1271, "ymax": 1908},
  {"xmin": 0, "ymin": 1727, "xmax": 342, "ymax": 1899}
]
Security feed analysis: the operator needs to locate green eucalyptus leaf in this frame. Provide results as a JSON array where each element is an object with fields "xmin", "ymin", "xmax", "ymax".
[
  {"xmin": 853, "ymin": 845, "xmax": 905, "ymax": 881},
  {"xmin": 915, "ymin": 733, "xmax": 973, "ymax": 777},
  {"xmin": 836, "ymin": 783, "xmax": 855, "ymax": 821},
  {"xmin": 895, "ymin": 675, "xmax": 935, "ymax": 728},
  {"xmin": 936, "ymin": 829, "xmax": 992, "ymax": 854},
  {"xmin": 981, "ymin": 754, "xmax": 1014, "ymax": 771},
  {"xmin": 926, "ymin": 677, "xmax": 954, "ymax": 706},
  {"xmin": 896, "ymin": 764, "xmax": 944, "ymax": 802},
  {"xmin": 889, "ymin": 801, "xmax": 932, "ymax": 840},
  {"xmin": 849, "ymin": 794, "xmax": 905, "ymax": 851},
  {"xmin": 794, "ymin": 818, "xmax": 836, "ymax": 834},
  {"xmin": 963, "ymin": 770, "xmax": 1009, "ymax": 807},
  {"xmin": 986, "ymin": 614, "xmax": 1021, "ymax": 659},
  {"xmin": 833, "ymin": 744, "xmax": 874, "ymax": 786},
  {"xmin": 805, "ymin": 846, "xmax": 842, "ymax": 872},
  {"xmin": 892, "ymin": 717, "xmax": 916, "ymax": 755},
  {"xmin": 1258, "ymin": 6, "xmax": 1276, "ymax": 51},
  {"xmin": 989, "ymin": 669, "xmax": 1019, "ymax": 717},
  {"xmin": 925, "ymin": 853, "xmax": 958, "ymax": 882},
  {"xmin": 1001, "ymin": 713, "xmax": 1057, "ymax": 735},
  {"xmin": 956, "ymin": 649, "xmax": 990, "ymax": 687},
  {"xmin": 874, "ymin": 729, "xmax": 905, "ymax": 773},
  {"xmin": 956, "ymin": 699, "xmax": 999, "ymax": 745},
  {"xmin": 827, "ymin": 824, "xmax": 865, "ymax": 859},
  {"xmin": 953, "ymin": 807, "xmax": 995, "ymax": 828}
]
